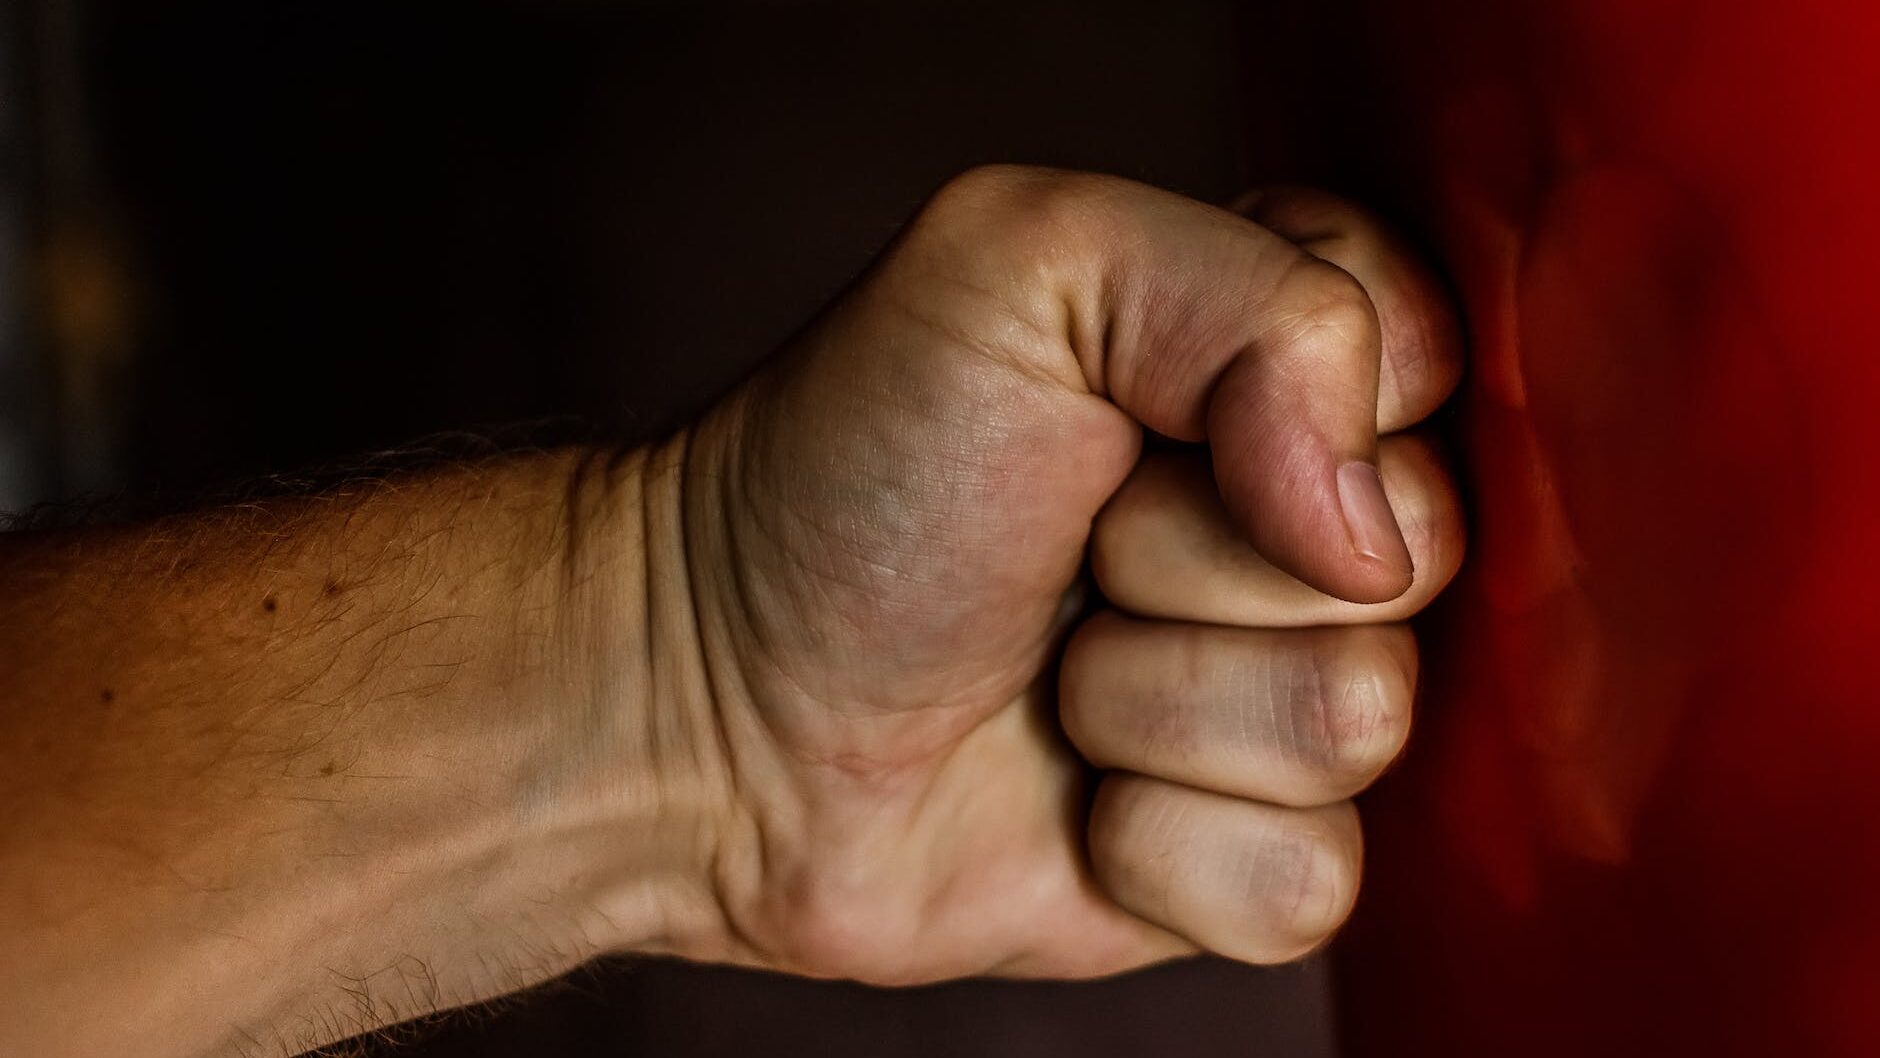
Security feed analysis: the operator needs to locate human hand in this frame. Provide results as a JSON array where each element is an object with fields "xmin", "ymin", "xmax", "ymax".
[
  {"xmin": 657, "ymin": 166, "xmax": 1465, "ymax": 981},
  {"xmin": 0, "ymin": 166, "xmax": 1461, "ymax": 1058}
]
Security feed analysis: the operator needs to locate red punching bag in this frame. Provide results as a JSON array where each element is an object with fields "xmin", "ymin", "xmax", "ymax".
[{"xmin": 1335, "ymin": 1, "xmax": 1880, "ymax": 1054}]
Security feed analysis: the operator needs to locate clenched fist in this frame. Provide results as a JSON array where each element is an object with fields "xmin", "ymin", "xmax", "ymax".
[
  {"xmin": 0, "ymin": 166, "xmax": 1462, "ymax": 1056},
  {"xmin": 662, "ymin": 166, "xmax": 1464, "ymax": 981}
]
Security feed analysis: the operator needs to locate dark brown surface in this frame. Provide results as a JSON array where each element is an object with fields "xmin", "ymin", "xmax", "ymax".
[
  {"xmin": 364, "ymin": 957, "xmax": 1333, "ymax": 1058},
  {"xmin": 86, "ymin": 1, "xmax": 1265, "ymax": 488}
]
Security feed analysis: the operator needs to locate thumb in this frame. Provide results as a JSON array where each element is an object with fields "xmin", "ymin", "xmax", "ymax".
[
  {"xmin": 1202, "ymin": 264, "xmax": 1415, "ymax": 603},
  {"xmin": 920, "ymin": 168, "xmax": 1414, "ymax": 603}
]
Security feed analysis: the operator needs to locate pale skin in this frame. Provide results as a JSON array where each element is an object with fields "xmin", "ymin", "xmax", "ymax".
[{"xmin": 0, "ymin": 167, "xmax": 1464, "ymax": 1056}]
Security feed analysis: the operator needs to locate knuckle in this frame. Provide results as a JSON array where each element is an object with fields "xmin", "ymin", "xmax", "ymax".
[
  {"xmin": 1400, "ymin": 517, "xmax": 1453, "ymax": 613},
  {"xmin": 1272, "ymin": 256, "xmax": 1380, "ymax": 357},
  {"xmin": 1132, "ymin": 683, "xmax": 1201, "ymax": 770},
  {"xmin": 918, "ymin": 165, "xmax": 1121, "ymax": 264},
  {"xmin": 1306, "ymin": 631, "xmax": 1413, "ymax": 787},
  {"xmin": 922, "ymin": 164, "xmax": 1045, "ymax": 227},
  {"xmin": 1088, "ymin": 776, "xmax": 1182, "ymax": 891},
  {"xmin": 1380, "ymin": 315, "xmax": 1435, "ymax": 414},
  {"xmin": 930, "ymin": 163, "xmax": 1062, "ymax": 206},
  {"xmin": 1379, "ymin": 437, "xmax": 1467, "ymax": 610},
  {"xmin": 1246, "ymin": 814, "xmax": 1360, "ymax": 958}
]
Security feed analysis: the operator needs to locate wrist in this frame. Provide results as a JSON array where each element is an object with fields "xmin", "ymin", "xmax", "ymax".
[
  {"xmin": 540, "ymin": 434, "xmax": 742, "ymax": 964},
  {"xmin": 236, "ymin": 442, "xmax": 744, "ymax": 1050},
  {"xmin": 247, "ymin": 446, "xmax": 741, "ymax": 1050}
]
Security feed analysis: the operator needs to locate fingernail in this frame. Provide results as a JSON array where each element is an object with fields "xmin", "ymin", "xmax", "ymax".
[{"xmin": 1336, "ymin": 461, "xmax": 1414, "ymax": 576}]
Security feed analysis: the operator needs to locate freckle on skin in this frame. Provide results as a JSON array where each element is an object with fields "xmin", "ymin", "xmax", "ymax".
[
  {"xmin": 261, "ymin": 595, "xmax": 277, "ymax": 613},
  {"xmin": 319, "ymin": 762, "xmax": 336, "ymax": 777},
  {"xmin": 99, "ymin": 688, "xmax": 114, "ymax": 705},
  {"xmin": 323, "ymin": 579, "xmax": 341, "ymax": 597}
]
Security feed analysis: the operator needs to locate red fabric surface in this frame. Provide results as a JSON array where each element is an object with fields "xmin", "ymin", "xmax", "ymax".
[{"xmin": 1338, "ymin": 1, "xmax": 1880, "ymax": 1053}]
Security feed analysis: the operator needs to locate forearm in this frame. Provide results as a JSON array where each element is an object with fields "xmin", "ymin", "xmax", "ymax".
[{"xmin": 0, "ymin": 440, "xmax": 730, "ymax": 1056}]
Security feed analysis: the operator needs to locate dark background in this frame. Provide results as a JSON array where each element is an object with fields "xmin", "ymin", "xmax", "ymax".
[{"xmin": 2, "ymin": 2, "xmax": 1381, "ymax": 1053}]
